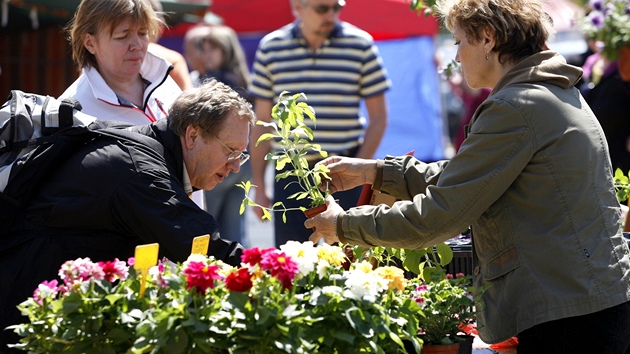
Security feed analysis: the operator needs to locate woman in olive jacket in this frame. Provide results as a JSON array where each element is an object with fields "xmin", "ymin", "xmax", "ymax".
[{"xmin": 305, "ymin": 0, "xmax": 630, "ymax": 352}]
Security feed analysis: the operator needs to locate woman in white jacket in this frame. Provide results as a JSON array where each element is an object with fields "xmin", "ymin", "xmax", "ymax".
[{"xmin": 59, "ymin": 0, "xmax": 181, "ymax": 125}]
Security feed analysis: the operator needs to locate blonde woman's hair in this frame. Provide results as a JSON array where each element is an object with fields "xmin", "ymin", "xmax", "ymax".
[
  {"xmin": 66, "ymin": 0, "xmax": 163, "ymax": 70},
  {"xmin": 435, "ymin": 0, "xmax": 556, "ymax": 64}
]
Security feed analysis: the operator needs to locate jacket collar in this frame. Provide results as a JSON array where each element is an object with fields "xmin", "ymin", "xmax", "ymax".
[
  {"xmin": 132, "ymin": 119, "xmax": 185, "ymax": 185},
  {"xmin": 82, "ymin": 51, "xmax": 173, "ymax": 106}
]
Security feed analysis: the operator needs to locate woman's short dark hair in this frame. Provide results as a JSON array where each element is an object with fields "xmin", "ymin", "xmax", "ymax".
[{"xmin": 435, "ymin": 0, "xmax": 555, "ymax": 64}]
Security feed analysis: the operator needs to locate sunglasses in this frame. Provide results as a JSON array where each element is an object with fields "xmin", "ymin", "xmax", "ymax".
[{"xmin": 308, "ymin": 2, "xmax": 345, "ymax": 14}]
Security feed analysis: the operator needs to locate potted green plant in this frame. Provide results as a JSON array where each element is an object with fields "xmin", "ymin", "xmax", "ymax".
[
  {"xmin": 8, "ymin": 242, "xmax": 424, "ymax": 353},
  {"xmin": 406, "ymin": 271, "xmax": 486, "ymax": 354},
  {"xmin": 613, "ymin": 168, "xmax": 630, "ymax": 232},
  {"xmin": 614, "ymin": 168, "xmax": 630, "ymax": 203},
  {"xmin": 581, "ymin": 0, "xmax": 630, "ymax": 79},
  {"xmin": 239, "ymin": 91, "xmax": 331, "ymax": 223}
]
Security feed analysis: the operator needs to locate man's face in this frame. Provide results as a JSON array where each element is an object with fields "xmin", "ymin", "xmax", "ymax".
[
  {"xmin": 182, "ymin": 115, "xmax": 250, "ymax": 191},
  {"xmin": 295, "ymin": 0, "xmax": 344, "ymax": 38}
]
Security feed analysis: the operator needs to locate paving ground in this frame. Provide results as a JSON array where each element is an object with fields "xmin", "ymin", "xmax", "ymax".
[
  {"xmin": 243, "ymin": 205, "xmax": 275, "ymax": 249},
  {"xmin": 243, "ymin": 164, "xmax": 275, "ymax": 249}
]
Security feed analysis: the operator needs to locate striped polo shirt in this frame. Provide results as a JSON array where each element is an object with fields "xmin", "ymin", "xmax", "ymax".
[{"xmin": 249, "ymin": 21, "xmax": 392, "ymax": 154}]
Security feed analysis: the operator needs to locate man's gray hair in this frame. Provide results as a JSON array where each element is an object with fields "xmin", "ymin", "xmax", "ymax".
[{"xmin": 168, "ymin": 80, "xmax": 255, "ymax": 138}]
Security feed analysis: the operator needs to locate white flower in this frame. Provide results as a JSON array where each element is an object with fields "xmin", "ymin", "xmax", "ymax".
[
  {"xmin": 321, "ymin": 285, "xmax": 343, "ymax": 296},
  {"xmin": 344, "ymin": 269, "xmax": 388, "ymax": 301},
  {"xmin": 36, "ymin": 282, "xmax": 57, "ymax": 299},
  {"xmin": 148, "ymin": 265, "xmax": 161, "ymax": 278},
  {"xmin": 280, "ymin": 241, "xmax": 318, "ymax": 276},
  {"xmin": 186, "ymin": 253, "xmax": 208, "ymax": 263},
  {"xmin": 353, "ymin": 260, "xmax": 373, "ymax": 273},
  {"xmin": 316, "ymin": 260, "xmax": 331, "ymax": 279}
]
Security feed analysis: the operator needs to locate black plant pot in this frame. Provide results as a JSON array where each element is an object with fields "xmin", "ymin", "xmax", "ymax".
[
  {"xmin": 456, "ymin": 334, "xmax": 474, "ymax": 354},
  {"xmin": 402, "ymin": 338, "xmax": 421, "ymax": 353}
]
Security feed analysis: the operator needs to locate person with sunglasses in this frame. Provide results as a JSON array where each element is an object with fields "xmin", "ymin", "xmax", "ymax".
[
  {"xmin": 0, "ymin": 80, "xmax": 254, "ymax": 353},
  {"xmin": 249, "ymin": 0, "xmax": 392, "ymax": 247}
]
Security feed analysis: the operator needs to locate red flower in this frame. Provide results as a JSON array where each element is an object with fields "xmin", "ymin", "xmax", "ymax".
[
  {"xmin": 242, "ymin": 247, "xmax": 276, "ymax": 266},
  {"xmin": 97, "ymin": 259, "xmax": 128, "ymax": 282},
  {"xmin": 242, "ymin": 247, "xmax": 263, "ymax": 266},
  {"xmin": 260, "ymin": 250, "xmax": 298, "ymax": 290},
  {"xmin": 183, "ymin": 261, "xmax": 221, "ymax": 294},
  {"xmin": 225, "ymin": 268, "xmax": 253, "ymax": 292}
]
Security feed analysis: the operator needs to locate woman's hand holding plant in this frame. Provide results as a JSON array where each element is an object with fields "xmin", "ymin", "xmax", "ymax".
[
  {"xmin": 315, "ymin": 156, "xmax": 378, "ymax": 193},
  {"xmin": 306, "ymin": 195, "xmax": 344, "ymax": 244}
]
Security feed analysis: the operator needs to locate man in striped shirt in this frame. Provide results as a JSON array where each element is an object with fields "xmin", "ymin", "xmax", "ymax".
[{"xmin": 249, "ymin": 0, "xmax": 391, "ymax": 247}]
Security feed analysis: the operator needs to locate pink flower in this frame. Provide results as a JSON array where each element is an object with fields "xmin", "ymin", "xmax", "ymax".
[
  {"xmin": 33, "ymin": 280, "xmax": 60, "ymax": 305},
  {"xmin": 183, "ymin": 261, "xmax": 221, "ymax": 294},
  {"xmin": 58, "ymin": 258, "xmax": 104, "ymax": 285},
  {"xmin": 225, "ymin": 268, "xmax": 253, "ymax": 292},
  {"xmin": 456, "ymin": 273, "xmax": 465, "ymax": 278},
  {"xmin": 97, "ymin": 259, "xmax": 129, "ymax": 282},
  {"xmin": 446, "ymin": 273, "xmax": 454, "ymax": 280},
  {"xmin": 260, "ymin": 250, "xmax": 299, "ymax": 290},
  {"xmin": 416, "ymin": 284, "xmax": 428, "ymax": 293},
  {"xmin": 127, "ymin": 257, "xmax": 135, "ymax": 266}
]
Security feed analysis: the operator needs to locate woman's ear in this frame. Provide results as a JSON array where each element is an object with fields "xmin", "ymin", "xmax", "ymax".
[
  {"xmin": 83, "ymin": 34, "xmax": 96, "ymax": 55},
  {"xmin": 482, "ymin": 27, "xmax": 496, "ymax": 54}
]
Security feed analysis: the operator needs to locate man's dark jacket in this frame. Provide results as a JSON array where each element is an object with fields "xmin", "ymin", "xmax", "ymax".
[{"xmin": 0, "ymin": 119, "xmax": 243, "ymax": 352}]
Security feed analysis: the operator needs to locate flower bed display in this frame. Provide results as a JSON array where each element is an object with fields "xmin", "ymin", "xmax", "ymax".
[{"xmin": 8, "ymin": 241, "xmax": 425, "ymax": 353}]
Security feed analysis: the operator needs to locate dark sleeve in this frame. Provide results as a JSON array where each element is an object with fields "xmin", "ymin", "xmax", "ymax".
[{"xmin": 109, "ymin": 167, "xmax": 243, "ymax": 266}]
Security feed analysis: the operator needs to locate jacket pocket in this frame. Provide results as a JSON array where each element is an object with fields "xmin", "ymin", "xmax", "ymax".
[{"xmin": 482, "ymin": 246, "xmax": 520, "ymax": 280}]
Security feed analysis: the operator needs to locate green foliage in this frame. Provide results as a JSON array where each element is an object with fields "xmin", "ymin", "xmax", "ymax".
[
  {"xmin": 614, "ymin": 168, "xmax": 630, "ymax": 203},
  {"xmin": 407, "ymin": 272, "xmax": 487, "ymax": 345},
  {"xmin": 408, "ymin": 0, "xmax": 438, "ymax": 15},
  {"xmin": 349, "ymin": 241, "xmax": 454, "ymax": 281},
  {"xmin": 239, "ymin": 92, "xmax": 331, "ymax": 220},
  {"xmin": 440, "ymin": 59, "xmax": 461, "ymax": 79}
]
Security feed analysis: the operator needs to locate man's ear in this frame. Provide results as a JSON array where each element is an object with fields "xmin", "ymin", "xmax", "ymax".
[
  {"xmin": 83, "ymin": 34, "xmax": 96, "ymax": 55},
  {"xmin": 292, "ymin": 0, "xmax": 304, "ymax": 17},
  {"xmin": 184, "ymin": 125, "xmax": 199, "ymax": 149}
]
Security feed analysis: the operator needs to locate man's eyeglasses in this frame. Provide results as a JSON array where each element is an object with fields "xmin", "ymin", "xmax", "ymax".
[
  {"xmin": 308, "ymin": 1, "xmax": 345, "ymax": 14},
  {"xmin": 213, "ymin": 135, "xmax": 250, "ymax": 166}
]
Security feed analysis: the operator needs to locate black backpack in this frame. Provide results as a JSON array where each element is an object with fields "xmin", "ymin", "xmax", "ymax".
[
  {"xmin": 0, "ymin": 90, "xmax": 163, "ymax": 237},
  {"xmin": 0, "ymin": 91, "xmax": 98, "ymax": 230}
]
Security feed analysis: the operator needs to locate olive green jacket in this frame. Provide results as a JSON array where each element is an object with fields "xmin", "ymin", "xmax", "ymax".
[{"xmin": 339, "ymin": 51, "xmax": 630, "ymax": 343}]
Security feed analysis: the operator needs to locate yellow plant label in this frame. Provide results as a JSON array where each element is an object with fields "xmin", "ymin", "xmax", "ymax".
[
  {"xmin": 134, "ymin": 243, "xmax": 159, "ymax": 297},
  {"xmin": 191, "ymin": 234, "xmax": 210, "ymax": 256},
  {"xmin": 134, "ymin": 243, "xmax": 159, "ymax": 270}
]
